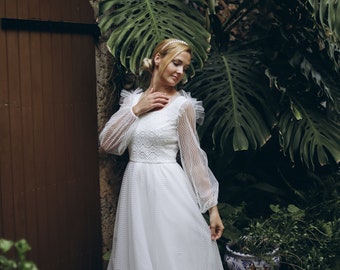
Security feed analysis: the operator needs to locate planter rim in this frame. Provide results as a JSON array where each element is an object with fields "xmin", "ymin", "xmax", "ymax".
[{"xmin": 226, "ymin": 244, "xmax": 280, "ymax": 259}]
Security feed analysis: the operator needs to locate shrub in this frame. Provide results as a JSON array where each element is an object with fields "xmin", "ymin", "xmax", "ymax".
[{"xmin": 0, "ymin": 239, "xmax": 38, "ymax": 270}]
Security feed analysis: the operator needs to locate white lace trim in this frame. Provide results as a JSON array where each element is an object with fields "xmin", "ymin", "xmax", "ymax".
[
  {"xmin": 119, "ymin": 88, "xmax": 143, "ymax": 106},
  {"xmin": 119, "ymin": 88, "xmax": 205, "ymax": 125},
  {"xmin": 178, "ymin": 90, "xmax": 205, "ymax": 125}
]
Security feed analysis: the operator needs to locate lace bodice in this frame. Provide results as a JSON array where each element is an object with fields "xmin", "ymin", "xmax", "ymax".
[
  {"xmin": 128, "ymin": 93, "xmax": 187, "ymax": 163},
  {"xmin": 129, "ymin": 130, "xmax": 171, "ymax": 162},
  {"xmin": 99, "ymin": 88, "xmax": 219, "ymax": 213}
]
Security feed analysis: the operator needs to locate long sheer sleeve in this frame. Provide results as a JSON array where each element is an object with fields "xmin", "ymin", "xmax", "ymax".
[
  {"xmin": 177, "ymin": 99, "xmax": 219, "ymax": 213},
  {"xmin": 99, "ymin": 89, "xmax": 141, "ymax": 155}
]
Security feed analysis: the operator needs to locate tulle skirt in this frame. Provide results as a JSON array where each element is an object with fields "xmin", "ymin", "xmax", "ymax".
[{"xmin": 107, "ymin": 161, "xmax": 223, "ymax": 270}]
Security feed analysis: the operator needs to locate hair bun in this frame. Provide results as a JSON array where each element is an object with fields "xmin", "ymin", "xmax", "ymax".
[{"xmin": 140, "ymin": 58, "xmax": 153, "ymax": 73}]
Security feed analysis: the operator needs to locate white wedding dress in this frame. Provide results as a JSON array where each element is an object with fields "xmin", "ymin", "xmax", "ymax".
[{"xmin": 99, "ymin": 88, "xmax": 223, "ymax": 270}]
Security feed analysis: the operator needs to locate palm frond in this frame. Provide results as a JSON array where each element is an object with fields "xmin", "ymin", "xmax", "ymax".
[
  {"xmin": 98, "ymin": 0, "xmax": 211, "ymax": 74},
  {"xmin": 185, "ymin": 46, "xmax": 275, "ymax": 153},
  {"xmin": 278, "ymin": 99, "xmax": 340, "ymax": 169}
]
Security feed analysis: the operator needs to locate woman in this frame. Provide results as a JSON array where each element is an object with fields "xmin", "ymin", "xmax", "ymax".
[{"xmin": 99, "ymin": 38, "xmax": 224, "ymax": 270}]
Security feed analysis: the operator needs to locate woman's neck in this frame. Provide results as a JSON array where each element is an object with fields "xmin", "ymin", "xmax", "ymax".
[{"xmin": 149, "ymin": 80, "xmax": 177, "ymax": 96}]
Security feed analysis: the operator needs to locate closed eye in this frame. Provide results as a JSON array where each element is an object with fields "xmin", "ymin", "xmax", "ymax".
[
  {"xmin": 172, "ymin": 60, "xmax": 181, "ymax": 66},
  {"xmin": 172, "ymin": 60, "xmax": 189, "ymax": 70}
]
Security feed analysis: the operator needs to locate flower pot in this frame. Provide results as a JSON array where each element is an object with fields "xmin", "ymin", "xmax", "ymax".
[{"xmin": 224, "ymin": 245, "xmax": 280, "ymax": 270}]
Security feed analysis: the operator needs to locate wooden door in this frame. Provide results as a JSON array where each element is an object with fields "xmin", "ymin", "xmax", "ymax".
[{"xmin": 0, "ymin": 1, "xmax": 102, "ymax": 269}]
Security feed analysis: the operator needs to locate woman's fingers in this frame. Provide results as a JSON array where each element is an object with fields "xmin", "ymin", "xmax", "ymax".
[
  {"xmin": 149, "ymin": 95, "xmax": 169, "ymax": 111},
  {"xmin": 210, "ymin": 224, "xmax": 224, "ymax": 241},
  {"xmin": 209, "ymin": 207, "xmax": 224, "ymax": 241},
  {"xmin": 147, "ymin": 88, "xmax": 169, "ymax": 107},
  {"xmin": 133, "ymin": 89, "xmax": 169, "ymax": 116}
]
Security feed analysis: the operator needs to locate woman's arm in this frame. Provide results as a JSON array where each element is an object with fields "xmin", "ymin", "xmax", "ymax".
[
  {"xmin": 99, "ymin": 103, "xmax": 138, "ymax": 155},
  {"xmin": 177, "ymin": 101, "xmax": 224, "ymax": 239},
  {"xmin": 99, "ymin": 88, "xmax": 170, "ymax": 154},
  {"xmin": 99, "ymin": 90, "xmax": 141, "ymax": 155}
]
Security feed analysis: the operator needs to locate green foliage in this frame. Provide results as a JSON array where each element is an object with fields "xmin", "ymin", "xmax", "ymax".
[
  {"xmin": 308, "ymin": 0, "xmax": 340, "ymax": 42},
  {"xmin": 217, "ymin": 203, "xmax": 249, "ymax": 240},
  {"xmin": 98, "ymin": 0, "xmax": 211, "ymax": 75},
  {"xmin": 203, "ymin": 202, "xmax": 250, "ymax": 256},
  {"xmin": 216, "ymin": 160, "xmax": 340, "ymax": 269},
  {"xmin": 96, "ymin": 0, "xmax": 340, "ymax": 170},
  {"xmin": 184, "ymin": 45, "xmax": 275, "ymax": 153},
  {"xmin": 278, "ymin": 100, "xmax": 340, "ymax": 169},
  {"xmin": 197, "ymin": 0, "xmax": 340, "ymax": 170},
  {"xmin": 0, "ymin": 239, "xmax": 38, "ymax": 270},
  {"xmin": 103, "ymin": 249, "xmax": 111, "ymax": 261},
  {"xmin": 231, "ymin": 204, "xmax": 340, "ymax": 270}
]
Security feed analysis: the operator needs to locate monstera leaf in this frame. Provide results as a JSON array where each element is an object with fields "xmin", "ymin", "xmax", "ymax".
[
  {"xmin": 278, "ymin": 99, "xmax": 340, "ymax": 169},
  {"xmin": 184, "ymin": 46, "xmax": 275, "ymax": 153},
  {"xmin": 98, "ymin": 0, "xmax": 211, "ymax": 74}
]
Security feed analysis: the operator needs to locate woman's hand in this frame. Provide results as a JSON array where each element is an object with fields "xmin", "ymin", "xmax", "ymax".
[
  {"xmin": 209, "ymin": 206, "xmax": 224, "ymax": 241},
  {"xmin": 132, "ymin": 87, "xmax": 169, "ymax": 116}
]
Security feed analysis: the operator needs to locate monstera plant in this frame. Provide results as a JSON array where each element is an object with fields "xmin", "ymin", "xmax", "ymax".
[
  {"xmin": 98, "ymin": 0, "xmax": 211, "ymax": 75},
  {"xmin": 184, "ymin": 45, "xmax": 275, "ymax": 152},
  {"xmin": 96, "ymin": 0, "xmax": 340, "ymax": 170}
]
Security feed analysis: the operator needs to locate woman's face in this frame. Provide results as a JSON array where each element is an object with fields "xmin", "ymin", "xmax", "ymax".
[{"xmin": 158, "ymin": 51, "xmax": 191, "ymax": 87}]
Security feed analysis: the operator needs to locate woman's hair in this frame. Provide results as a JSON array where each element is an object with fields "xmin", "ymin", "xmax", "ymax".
[{"xmin": 140, "ymin": 38, "xmax": 192, "ymax": 77}]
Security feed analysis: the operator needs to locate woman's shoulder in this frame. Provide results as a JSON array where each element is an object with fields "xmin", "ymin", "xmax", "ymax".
[
  {"xmin": 119, "ymin": 88, "xmax": 143, "ymax": 105},
  {"xmin": 176, "ymin": 90, "xmax": 205, "ymax": 125}
]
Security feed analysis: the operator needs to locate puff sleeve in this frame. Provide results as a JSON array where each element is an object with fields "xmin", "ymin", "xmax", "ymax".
[
  {"xmin": 99, "ymin": 89, "xmax": 141, "ymax": 155},
  {"xmin": 177, "ymin": 95, "xmax": 219, "ymax": 213}
]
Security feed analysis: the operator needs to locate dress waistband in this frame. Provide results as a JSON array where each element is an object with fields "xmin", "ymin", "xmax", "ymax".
[{"xmin": 129, "ymin": 159, "xmax": 177, "ymax": 164}]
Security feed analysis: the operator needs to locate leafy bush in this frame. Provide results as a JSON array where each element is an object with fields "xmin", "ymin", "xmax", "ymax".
[
  {"xmin": 0, "ymin": 239, "xmax": 38, "ymax": 270},
  {"xmin": 229, "ymin": 204, "xmax": 340, "ymax": 270}
]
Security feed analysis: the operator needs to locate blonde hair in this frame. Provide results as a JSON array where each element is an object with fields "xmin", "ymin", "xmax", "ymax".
[{"xmin": 140, "ymin": 38, "xmax": 192, "ymax": 77}]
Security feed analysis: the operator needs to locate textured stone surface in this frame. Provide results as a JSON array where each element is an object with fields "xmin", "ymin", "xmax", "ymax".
[
  {"xmin": 93, "ymin": 0, "xmax": 139, "ymax": 262},
  {"xmin": 95, "ymin": 31, "xmax": 138, "ymax": 268},
  {"xmin": 95, "ymin": 38, "xmax": 124, "ymax": 269}
]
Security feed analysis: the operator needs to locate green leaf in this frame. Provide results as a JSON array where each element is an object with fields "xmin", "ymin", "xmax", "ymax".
[
  {"xmin": 14, "ymin": 239, "xmax": 31, "ymax": 254},
  {"xmin": 98, "ymin": 0, "xmax": 211, "ymax": 74},
  {"xmin": 287, "ymin": 204, "xmax": 301, "ymax": 213},
  {"xmin": 103, "ymin": 250, "xmax": 111, "ymax": 261},
  {"xmin": 308, "ymin": 0, "xmax": 340, "ymax": 41},
  {"xmin": 0, "ymin": 255, "xmax": 17, "ymax": 268},
  {"xmin": 278, "ymin": 99, "xmax": 340, "ymax": 169},
  {"xmin": 21, "ymin": 261, "xmax": 38, "ymax": 270},
  {"xmin": 290, "ymin": 101, "xmax": 302, "ymax": 120},
  {"xmin": 0, "ymin": 239, "xmax": 14, "ymax": 253},
  {"xmin": 185, "ymin": 46, "xmax": 275, "ymax": 153},
  {"xmin": 270, "ymin": 204, "xmax": 280, "ymax": 213}
]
